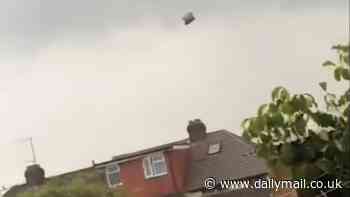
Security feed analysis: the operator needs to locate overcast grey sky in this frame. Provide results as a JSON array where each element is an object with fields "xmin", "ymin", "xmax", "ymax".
[{"xmin": 0, "ymin": 0, "xmax": 348, "ymax": 189}]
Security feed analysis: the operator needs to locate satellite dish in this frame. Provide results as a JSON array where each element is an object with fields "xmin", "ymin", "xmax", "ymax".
[{"xmin": 182, "ymin": 12, "xmax": 195, "ymax": 25}]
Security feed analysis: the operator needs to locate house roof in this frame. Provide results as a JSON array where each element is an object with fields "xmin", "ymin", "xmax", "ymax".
[
  {"xmin": 186, "ymin": 130, "xmax": 267, "ymax": 191},
  {"xmin": 4, "ymin": 130, "xmax": 268, "ymax": 197},
  {"xmin": 3, "ymin": 167, "xmax": 94, "ymax": 197},
  {"xmin": 95, "ymin": 138, "xmax": 189, "ymax": 166},
  {"xmin": 3, "ymin": 185, "xmax": 32, "ymax": 197},
  {"xmin": 95, "ymin": 130, "xmax": 267, "ymax": 191}
]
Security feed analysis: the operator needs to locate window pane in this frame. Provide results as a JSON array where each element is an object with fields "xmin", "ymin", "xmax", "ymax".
[
  {"xmin": 151, "ymin": 154, "xmax": 163, "ymax": 162},
  {"xmin": 152, "ymin": 160, "xmax": 167, "ymax": 175},
  {"xmin": 106, "ymin": 164, "xmax": 119, "ymax": 172},
  {"xmin": 143, "ymin": 158, "xmax": 152, "ymax": 177},
  {"xmin": 208, "ymin": 143, "xmax": 221, "ymax": 154},
  {"xmin": 108, "ymin": 172, "xmax": 120, "ymax": 186}
]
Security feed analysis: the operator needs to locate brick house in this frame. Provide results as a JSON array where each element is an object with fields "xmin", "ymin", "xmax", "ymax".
[{"xmin": 4, "ymin": 119, "xmax": 271, "ymax": 197}]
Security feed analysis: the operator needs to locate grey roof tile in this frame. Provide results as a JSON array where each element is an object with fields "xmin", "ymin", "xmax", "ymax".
[{"xmin": 186, "ymin": 130, "xmax": 267, "ymax": 191}]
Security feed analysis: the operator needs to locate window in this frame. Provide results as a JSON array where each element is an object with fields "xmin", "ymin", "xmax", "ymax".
[
  {"xmin": 208, "ymin": 143, "xmax": 221, "ymax": 154},
  {"xmin": 105, "ymin": 162, "xmax": 121, "ymax": 187},
  {"xmin": 143, "ymin": 152, "xmax": 168, "ymax": 178}
]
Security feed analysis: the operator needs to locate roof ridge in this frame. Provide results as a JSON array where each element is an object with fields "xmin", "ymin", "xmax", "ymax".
[
  {"xmin": 97, "ymin": 130, "xmax": 230, "ymax": 166},
  {"xmin": 111, "ymin": 130, "xmax": 235, "ymax": 160},
  {"xmin": 217, "ymin": 130, "xmax": 250, "ymax": 146}
]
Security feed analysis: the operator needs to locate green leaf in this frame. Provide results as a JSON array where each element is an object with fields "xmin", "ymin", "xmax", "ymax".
[
  {"xmin": 334, "ymin": 67, "xmax": 342, "ymax": 81},
  {"xmin": 341, "ymin": 68, "xmax": 350, "ymax": 80},
  {"xmin": 341, "ymin": 132, "xmax": 350, "ymax": 152},
  {"xmin": 256, "ymin": 145, "xmax": 270, "ymax": 158},
  {"xmin": 322, "ymin": 60, "xmax": 336, "ymax": 67},
  {"xmin": 308, "ymin": 132, "xmax": 328, "ymax": 150},
  {"xmin": 268, "ymin": 103, "xmax": 278, "ymax": 113},
  {"xmin": 241, "ymin": 118, "xmax": 260, "ymax": 138},
  {"xmin": 252, "ymin": 116, "xmax": 266, "ymax": 132},
  {"xmin": 268, "ymin": 112, "xmax": 284, "ymax": 127},
  {"xmin": 283, "ymin": 129, "xmax": 292, "ymax": 141},
  {"xmin": 257, "ymin": 104, "xmax": 269, "ymax": 116},
  {"xmin": 295, "ymin": 115, "xmax": 307, "ymax": 132},
  {"xmin": 271, "ymin": 128, "xmax": 283, "ymax": 140},
  {"xmin": 241, "ymin": 118, "xmax": 252, "ymax": 131},
  {"xmin": 260, "ymin": 134, "xmax": 272, "ymax": 143},
  {"xmin": 324, "ymin": 93, "xmax": 337, "ymax": 110},
  {"xmin": 271, "ymin": 87, "xmax": 282, "ymax": 101},
  {"xmin": 311, "ymin": 112, "xmax": 337, "ymax": 128},
  {"xmin": 242, "ymin": 131, "xmax": 252, "ymax": 142},
  {"xmin": 303, "ymin": 93, "xmax": 318, "ymax": 108},
  {"xmin": 280, "ymin": 143, "xmax": 303, "ymax": 165},
  {"xmin": 291, "ymin": 95, "xmax": 308, "ymax": 112},
  {"xmin": 315, "ymin": 158, "xmax": 336, "ymax": 174},
  {"xmin": 344, "ymin": 55, "xmax": 349, "ymax": 66},
  {"xmin": 334, "ymin": 140, "xmax": 344, "ymax": 152},
  {"xmin": 338, "ymin": 94, "xmax": 348, "ymax": 106},
  {"xmin": 319, "ymin": 82, "xmax": 327, "ymax": 91},
  {"xmin": 324, "ymin": 144, "xmax": 339, "ymax": 160},
  {"xmin": 280, "ymin": 102, "xmax": 295, "ymax": 115},
  {"xmin": 301, "ymin": 145, "xmax": 317, "ymax": 162},
  {"xmin": 343, "ymin": 105, "xmax": 350, "ymax": 117},
  {"xmin": 319, "ymin": 130, "xmax": 329, "ymax": 141},
  {"xmin": 332, "ymin": 44, "xmax": 349, "ymax": 52},
  {"xmin": 249, "ymin": 116, "xmax": 266, "ymax": 134},
  {"xmin": 271, "ymin": 86, "xmax": 289, "ymax": 102},
  {"xmin": 279, "ymin": 88, "xmax": 290, "ymax": 101}
]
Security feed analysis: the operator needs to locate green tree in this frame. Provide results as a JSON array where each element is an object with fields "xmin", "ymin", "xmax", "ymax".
[
  {"xmin": 19, "ymin": 178, "xmax": 128, "ymax": 197},
  {"xmin": 242, "ymin": 44, "xmax": 350, "ymax": 196}
]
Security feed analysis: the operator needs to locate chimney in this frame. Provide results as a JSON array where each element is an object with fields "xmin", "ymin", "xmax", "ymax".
[
  {"xmin": 24, "ymin": 164, "xmax": 45, "ymax": 186},
  {"xmin": 187, "ymin": 119, "xmax": 207, "ymax": 142}
]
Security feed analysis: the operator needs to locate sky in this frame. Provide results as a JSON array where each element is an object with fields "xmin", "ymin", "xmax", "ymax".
[{"xmin": 0, "ymin": 0, "xmax": 349, "ymax": 190}]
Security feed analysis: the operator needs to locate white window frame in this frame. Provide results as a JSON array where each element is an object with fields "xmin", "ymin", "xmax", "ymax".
[
  {"xmin": 143, "ymin": 152, "xmax": 168, "ymax": 179},
  {"xmin": 105, "ymin": 162, "xmax": 122, "ymax": 188}
]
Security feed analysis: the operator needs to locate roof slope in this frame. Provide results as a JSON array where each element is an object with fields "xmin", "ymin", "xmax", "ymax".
[
  {"xmin": 186, "ymin": 130, "xmax": 267, "ymax": 191},
  {"xmin": 95, "ymin": 138, "xmax": 189, "ymax": 166},
  {"xmin": 3, "ymin": 185, "xmax": 32, "ymax": 197},
  {"xmin": 4, "ymin": 130, "xmax": 268, "ymax": 197},
  {"xmin": 95, "ymin": 130, "xmax": 268, "ymax": 192}
]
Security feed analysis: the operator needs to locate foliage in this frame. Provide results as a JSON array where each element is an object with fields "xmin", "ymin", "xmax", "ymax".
[
  {"xmin": 242, "ymin": 43, "xmax": 350, "ymax": 187},
  {"xmin": 19, "ymin": 177, "xmax": 128, "ymax": 197}
]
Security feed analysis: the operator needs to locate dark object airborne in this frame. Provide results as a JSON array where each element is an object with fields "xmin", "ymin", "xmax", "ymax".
[{"xmin": 182, "ymin": 12, "xmax": 195, "ymax": 25}]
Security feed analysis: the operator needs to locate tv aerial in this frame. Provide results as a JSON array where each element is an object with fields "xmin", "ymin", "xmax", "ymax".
[{"xmin": 17, "ymin": 137, "xmax": 37, "ymax": 164}]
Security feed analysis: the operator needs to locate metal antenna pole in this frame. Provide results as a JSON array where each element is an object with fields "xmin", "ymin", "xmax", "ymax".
[{"xmin": 29, "ymin": 137, "xmax": 37, "ymax": 164}]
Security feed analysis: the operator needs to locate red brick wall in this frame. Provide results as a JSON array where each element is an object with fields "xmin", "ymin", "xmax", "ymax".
[
  {"xmin": 118, "ymin": 149, "xmax": 189, "ymax": 197},
  {"xmin": 167, "ymin": 148, "xmax": 190, "ymax": 192}
]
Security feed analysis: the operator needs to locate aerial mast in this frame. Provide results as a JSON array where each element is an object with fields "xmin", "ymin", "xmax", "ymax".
[{"xmin": 28, "ymin": 137, "xmax": 37, "ymax": 164}]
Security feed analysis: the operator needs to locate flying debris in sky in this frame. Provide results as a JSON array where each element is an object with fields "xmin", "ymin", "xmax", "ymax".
[{"xmin": 182, "ymin": 12, "xmax": 195, "ymax": 25}]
